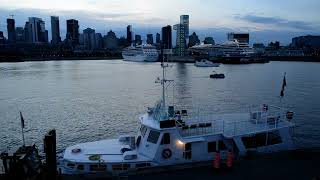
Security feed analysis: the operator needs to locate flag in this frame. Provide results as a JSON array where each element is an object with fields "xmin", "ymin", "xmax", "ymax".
[
  {"xmin": 20, "ymin": 111, "xmax": 25, "ymax": 129},
  {"xmin": 280, "ymin": 73, "xmax": 287, "ymax": 97}
]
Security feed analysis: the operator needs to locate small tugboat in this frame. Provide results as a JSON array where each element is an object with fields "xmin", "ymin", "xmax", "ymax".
[
  {"xmin": 195, "ymin": 59, "xmax": 220, "ymax": 67},
  {"xmin": 210, "ymin": 71, "xmax": 225, "ymax": 79},
  {"xmin": 59, "ymin": 60, "xmax": 295, "ymax": 177}
]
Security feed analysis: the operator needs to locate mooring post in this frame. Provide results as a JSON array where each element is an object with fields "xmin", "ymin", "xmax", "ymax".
[{"xmin": 44, "ymin": 129, "xmax": 57, "ymax": 180}]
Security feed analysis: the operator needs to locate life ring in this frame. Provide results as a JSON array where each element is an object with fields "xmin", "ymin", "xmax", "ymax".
[{"xmin": 162, "ymin": 148, "xmax": 172, "ymax": 159}]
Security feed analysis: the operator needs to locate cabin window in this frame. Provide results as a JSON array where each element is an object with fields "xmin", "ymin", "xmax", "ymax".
[
  {"xmin": 112, "ymin": 164, "xmax": 130, "ymax": 170},
  {"xmin": 77, "ymin": 164, "xmax": 84, "ymax": 170},
  {"xmin": 161, "ymin": 133, "xmax": 170, "ymax": 145},
  {"xmin": 90, "ymin": 164, "xmax": 107, "ymax": 171},
  {"xmin": 140, "ymin": 125, "xmax": 148, "ymax": 137},
  {"xmin": 218, "ymin": 141, "xmax": 227, "ymax": 151},
  {"xmin": 183, "ymin": 143, "xmax": 192, "ymax": 159},
  {"xmin": 208, "ymin": 141, "xmax": 217, "ymax": 152},
  {"xmin": 242, "ymin": 131, "xmax": 282, "ymax": 149},
  {"xmin": 67, "ymin": 163, "xmax": 75, "ymax": 168},
  {"xmin": 147, "ymin": 130, "xmax": 160, "ymax": 144}
]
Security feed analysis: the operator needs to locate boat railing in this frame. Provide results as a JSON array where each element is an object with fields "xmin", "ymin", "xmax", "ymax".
[{"xmin": 177, "ymin": 106, "xmax": 294, "ymax": 137}]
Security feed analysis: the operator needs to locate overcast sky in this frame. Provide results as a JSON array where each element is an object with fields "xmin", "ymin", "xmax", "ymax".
[{"xmin": 0, "ymin": 0, "xmax": 319, "ymax": 44}]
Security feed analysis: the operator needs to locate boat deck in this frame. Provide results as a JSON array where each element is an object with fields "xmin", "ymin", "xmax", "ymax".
[
  {"xmin": 179, "ymin": 112, "xmax": 293, "ymax": 138},
  {"xmin": 63, "ymin": 139, "xmax": 151, "ymax": 163}
]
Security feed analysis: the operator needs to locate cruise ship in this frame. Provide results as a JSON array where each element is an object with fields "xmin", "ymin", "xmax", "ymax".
[
  {"xmin": 59, "ymin": 60, "xmax": 295, "ymax": 177},
  {"xmin": 122, "ymin": 44, "xmax": 159, "ymax": 62},
  {"xmin": 189, "ymin": 40, "xmax": 254, "ymax": 61}
]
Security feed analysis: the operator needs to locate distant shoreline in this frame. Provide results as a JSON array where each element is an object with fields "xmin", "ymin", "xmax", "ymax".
[{"xmin": 0, "ymin": 56, "xmax": 320, "ymax": 63}]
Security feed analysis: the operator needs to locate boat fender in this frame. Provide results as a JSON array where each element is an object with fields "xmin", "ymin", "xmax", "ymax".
[
  {"xmin": 162, "ymin": 148, "xmax": 172, "ymax": 159},
  {"xmin": 71, "ymin": 148, "xmax": 81, "ymax": 153}
]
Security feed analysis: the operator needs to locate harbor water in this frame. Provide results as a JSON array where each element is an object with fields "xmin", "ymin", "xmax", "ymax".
[{"xmin": 0, "ymin": 60, "xmax": 320, "ymax": 153}]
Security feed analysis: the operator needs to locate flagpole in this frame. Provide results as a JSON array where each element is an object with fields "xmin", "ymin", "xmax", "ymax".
[{"xmin": 21, "ymin": 124, "xmax": 25, "ymax": 147}]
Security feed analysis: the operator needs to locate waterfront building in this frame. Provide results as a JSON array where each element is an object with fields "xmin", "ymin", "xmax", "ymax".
[
  {"xmin": 7, "ymin": 18, "xmax": 16, "ymax": 44},
  {"xmin": 51, "ymin": 16, "xmax": 61, "ymax": 45},
  {"xmin": 127, "ymin": 25, "xmax": 133, "ymax": 45},
  {"xmin": 227, "ymin": 33, "xmax": 249, "ymax": 44},
  {"xmin": 79, "ymin": 33, "xmax": 84, "ymax": 45},
  {"xmin": 66, "ymin": 19, "xmax": 80, "ymax": 45},
  {"xmin": 292, "ymin": 35, "xmax": 320, "ymax": 49},
  {"xmin": 147, "ymin": 34, "xmax": 154, "ymax": 44},
  {"xmin": 104, "ymin": 30, "xmax": 118, "ymax": 50},
  {"xmin": 15, "ymin": 27, "xmax": 24, "ymax": 42},
  {"xmin": 135, "ymin": 34, "xmax": 142, "ymax": 46},
  {"xmin": 161, "ymin": 25, "xmax": 172, "ymax": 50},
  {"xmin": 83, "ymin": 28, "xmax": 96, "ymax": 50},
  {"xmin": 188, "ymin": 32, "xmax": 200, "ymax": 47},
  {"xmin": 0, "ymin": 31, "xmax": 4, "ymax": 44},
  {"xmin": 156, "ymin": 33, "xmax": 161, "ymax": 44},
  {"xmin": 28, "ymin": 17, "xmax": 47, "ymax": 43},
  {"xmin": 204, "ymin": 37, "xmax": 215, "ymax": 45},
  {"xmin": 253, "ymin": 43, "xmax": 266, "ymax": 54},
  {"xmin": 95, "ymin": 33, "xmax": 103, "ymax": 49},
  {"xmin": 24, "ymin": 22, "xmax": 32, "ymax": 43},
  {"xmin": 174, "ymin": 15, "xmax": 189, "ymax": 56}
]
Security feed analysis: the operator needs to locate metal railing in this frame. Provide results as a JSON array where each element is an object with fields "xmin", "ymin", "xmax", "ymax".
[{"xmin": 177, "ymin": 105, "xmax": 294, "ymax": 138}]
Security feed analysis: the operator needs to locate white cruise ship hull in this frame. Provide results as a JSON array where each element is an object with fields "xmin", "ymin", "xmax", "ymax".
[{"xmin": 122, "ymin": 54, "xmax": 158, "ymax": 62}]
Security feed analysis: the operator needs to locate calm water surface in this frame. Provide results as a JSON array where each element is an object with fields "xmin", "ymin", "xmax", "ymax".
[{"xmin": 0, "ymin": 60, "xmax": 319, "ymax": 152}]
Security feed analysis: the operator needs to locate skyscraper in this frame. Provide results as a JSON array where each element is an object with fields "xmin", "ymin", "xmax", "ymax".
[
  {"xmin": 204, "ymin": 37, "xmax": 215, "ymax": 45},
  {"xmin": 28, "ymin": 17, "xmax": 47, "ymax": 43},
  {"xmin": 156, "ymin": 33, "xmax": 161, "ymax": 44},
  {"xmin": 24, "ymin": 22, "xmax": 32, "ymax": 43},
  {"xmin": 147, "ymin": 34, "xmax": 153, "ymax": 44},
  {"xmin": 180, "ymin": 15, "xmax": 189, "ymax": 44},
  {"xmin": 188, "ymin": 32, "xmax": 200, "ymax": 47},
  {"xmin": 104, "ymin": 30, "xmax": 118, "ymax": 49},
  {"xmin": 126, "ymin": 25, "xmax": 132, "ymax": 45},
  {"xmin": 51, "ymin": 16, "xmax": 61, "ymax": 44},
  {"xmin": 95, "ymin": 33, "xmax": 103, "ymax": 49},
  {"xmin": 161, "ymin": 25, "xmax": 172, "ymax": 50},
  {"xmin": 83, "ymin": 28, "xmax": 96, "ymax": 50},
  {"xmin": 15, "ymin": 27, "xmax": 24, "ymax": 42},
  {"xmin": 7, "ymin": 18, "xmax": 16, "ymax": 44},
  {"xmin": 66, "ymin": 19, "xmax": 80, "ymax": 45},
  {"xmin": 174, "ymin": 15, "xmax": 189, "ymax": 56},
  {"xmin": 135, "ymin": 34, "xmax": 142, "ymax": 45},
  {"xmin": 0, "ymin": 31, "xmax": 4, "ymax": 44}
]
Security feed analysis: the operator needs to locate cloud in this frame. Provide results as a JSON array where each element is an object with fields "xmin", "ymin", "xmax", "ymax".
[{"xmin": 235, "ymin": 14, "xmax": 317, "ymax": 31}]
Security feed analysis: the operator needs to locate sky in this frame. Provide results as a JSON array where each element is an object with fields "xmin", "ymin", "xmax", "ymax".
[{"xmin": 0, "ymin": 0, "xmax": 319, "ymax": 44}]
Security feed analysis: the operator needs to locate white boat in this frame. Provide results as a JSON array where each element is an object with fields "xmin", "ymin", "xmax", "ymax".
[
  {"xmin": 59, "ymin": 60, "xmax": 295, "ymax": 177},
  {"xmin": 122, "ymin": 44, "xmax": 159, "ymax": 62},
  {"xmin": 195, "ymin": 59, "xmax": 220, "ymax": 67}
]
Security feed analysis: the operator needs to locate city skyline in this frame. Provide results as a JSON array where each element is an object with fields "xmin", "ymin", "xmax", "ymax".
[{"xmin": 0, "ymin": 0, "xmax": 319, "ymax": 44}]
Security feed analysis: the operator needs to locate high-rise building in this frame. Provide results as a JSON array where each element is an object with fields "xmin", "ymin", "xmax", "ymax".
[
  {"xmin": 180, "ymin": 15, "xmax": 189, "ymax": 44},
  {"xmin": 126, "ymin": 25, "xmax": 132, "ymax": 45},
  {"xmin": 204, "ymin": 37, "xmax": 215, "ymax": 45},
  {"xmin": 95, "ymin": 33, "xmax": 103, "ymax": 49},
  {"xmin": 66, "ymin": 19, "xmax": 80, "ymax": 45},
  {"xmin": 24, "ymin": 22, "xmax": 32, "ymax": 43},
  {"xmin": 83, "ymin": 28, "xmax": 96, "ymax": 50},
  {"xmin": 174, "ymin": 15, "xmax": 189, "ymax": 56},
  {"xmin": 227, "ymin": 33, "xmax": 249, "ymax": 44},
  {"xmin": 0, "ymin": 31, "xmax": 5, "ymax": 44},
  {"xmin": 51, "ymin": 16, "xmax": 61, "ymax": 44},
  {"xmin": 7, "ymin": 18, "xmax": 16, "ymax": 44},
  {"xmin": 147, "ymin": 34, "xmax": 153, "ymax": 44},
  {"xmin": 15, "ymin": 27, "xmax": 24, "ymax": 42},
  {"xmin": 104, "ymin": 30, "xmax": 118, "ymax": 49},
  {"xmin": 28, "ymin": 17, "xmax": 47, "ymax": 43},
  {"xmin": 135, "ymin": 34, "xmax": 142, "ymax": 45},
  {"xmin": 188, "ymin": 32, "xmax": 200, "ymax": 47},
  {"xmin": 161, "ymin": 25, "xmax": 172, "ymax": 50},
  {"xmin": 156, "ymin": 33, "xmax": 161, "ymax": 44},
  {"xmin": 173, "ymin": 24, "xmax": 185, "ymax": 56}
]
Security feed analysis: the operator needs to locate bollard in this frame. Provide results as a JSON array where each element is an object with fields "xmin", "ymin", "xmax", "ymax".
[{"xmin": 44, "ymin": 129, "xmax": 57, "ymax": 180}]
